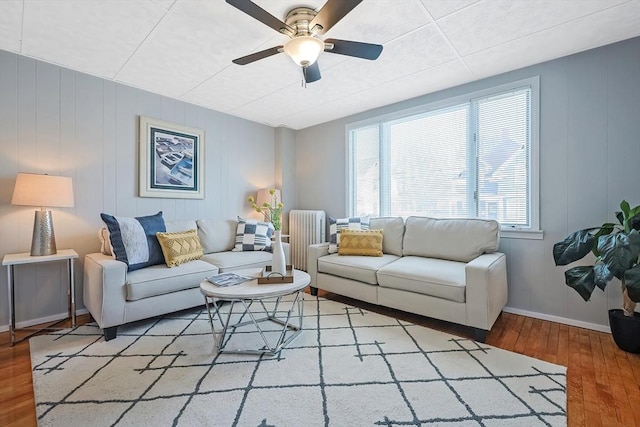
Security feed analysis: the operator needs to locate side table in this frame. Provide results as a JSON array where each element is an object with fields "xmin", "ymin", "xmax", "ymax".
[{"xmin": 2, "ymin": 249, "xmax": 78, "ymax": 346}]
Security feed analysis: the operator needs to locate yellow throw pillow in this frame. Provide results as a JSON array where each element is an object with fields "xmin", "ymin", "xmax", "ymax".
[
  {"xmin": 338, "ymin": 229, "xmax": 383, "ymax": 257},
  {"xmin": 156, "ymin": 229, "xmax": 204, "ymax": 267}
]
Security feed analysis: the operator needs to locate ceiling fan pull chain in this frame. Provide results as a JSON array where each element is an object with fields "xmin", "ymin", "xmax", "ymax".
[{"xmin": 302, "ymin": 67, "xmax": 307, "ymax": 88}]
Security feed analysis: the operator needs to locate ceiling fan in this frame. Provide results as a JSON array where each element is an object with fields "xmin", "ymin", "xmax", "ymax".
[{"xmin": 226, "ymin": 0, "xmax": 383, "ymax": 83}]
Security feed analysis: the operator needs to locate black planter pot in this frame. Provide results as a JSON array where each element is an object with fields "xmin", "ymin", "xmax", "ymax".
[{"xmin": 609, "ymin": 309, "xmax": 640, "ymax": 353}]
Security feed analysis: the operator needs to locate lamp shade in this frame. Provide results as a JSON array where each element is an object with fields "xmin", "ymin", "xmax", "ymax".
[
  {"xmin": 283, "ymin": 36, "xmax": 324, "ymax": 67},
  {"xmin": 11, "ymin": 173, "xmax": 74, "ymax": 208},
  {"xmin": 256, "ymin": 189, "xmax": 281, "ymax": 208}
]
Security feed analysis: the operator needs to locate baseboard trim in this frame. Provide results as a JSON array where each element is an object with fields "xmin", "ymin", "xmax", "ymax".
[
  {"xmin": 502, "ymin": 307, "xmax": 611, "ymax": 333},
  {"xmin": 0, "ymin": 309, "xmax": 89, "ymax": 333}
]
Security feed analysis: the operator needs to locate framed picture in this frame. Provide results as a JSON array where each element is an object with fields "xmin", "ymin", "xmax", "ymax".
[{"xmin": 139, "ymin": 116, "xmax": 205, "ymax": 199}]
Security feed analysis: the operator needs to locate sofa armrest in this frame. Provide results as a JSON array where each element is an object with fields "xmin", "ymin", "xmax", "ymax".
[
  {"xmin": 307, "ymin": 243, "xmax": 330, "ymax": 288},
  {"xmin": 465, "ymin": 252, "xmax": 508, "ymax": 331},
  {"xmin": 83, "ymin": 253, "xmax": 128, "ymax": 329}
]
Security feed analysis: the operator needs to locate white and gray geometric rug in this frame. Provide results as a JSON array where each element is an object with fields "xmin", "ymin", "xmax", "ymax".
[{"xmin": 30, "ymin": 296, "xmax": 566, "ymax": 427}]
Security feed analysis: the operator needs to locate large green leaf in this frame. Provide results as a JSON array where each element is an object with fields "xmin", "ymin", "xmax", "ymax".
[
  {"xmin": 553, "ymin": 229, "xmax": 598, "ymax": 266},
  {"xmin": 619, "ymin": 200, "xmax": 640, "ymax": 231},
  {"xmin": 620, "ymin": 200, "xmax": 631, "ymax": 220},
  {"xmin": 598, "ymin": 230, "xmax": 640, "ymax": 280},
  {"xmin": 625, "ymin": 264, "xmax": 640, "ymax": 302},
  {"xmin": 591, "ymin": 223, "xmax": 615, "ymax": 256},
  {"xmin": 565, "ymin": 266, "xmax": 596, "ymax": 301},
  {"xmin": 593, "ymin": 263, "xmax": 613, "ymax": 290}
]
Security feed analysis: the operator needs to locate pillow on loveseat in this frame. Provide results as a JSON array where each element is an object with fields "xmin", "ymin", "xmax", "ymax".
[
  {"xmin": 329, "ymin": 216, "xmax": 370, "ymax": 253},
  {"xmin": 338, "ymin": 229, "xmax": 383, "ymax": 257},
  {"xmin": 100, "ymin": 211, "xmax": 166, "ymax": 271},
  {"xmin": 232, "ymin": 217, "xmax": 274, "ymax": 252},
  {"xmin": 156, "ymin": 229, "xmax": 204, "ymax": 267}
]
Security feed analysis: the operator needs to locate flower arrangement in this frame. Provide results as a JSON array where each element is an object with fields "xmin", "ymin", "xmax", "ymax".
[{"xmin": 248, "ymin": 189, "xmax": 284, "ymax": 231}]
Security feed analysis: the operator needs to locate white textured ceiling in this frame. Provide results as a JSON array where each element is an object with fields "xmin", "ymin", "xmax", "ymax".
[{"xmin": 1, "ymin": 0, "xmax": 639, "ymax": 129}]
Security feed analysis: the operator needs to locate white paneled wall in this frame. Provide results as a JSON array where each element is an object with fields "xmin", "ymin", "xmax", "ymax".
[
  {"xmin": 0, "ymin": 50, "xmax": 277, "ymax": 329},
  {"xmin": 295, "ymin": 37, "xmax": 640, "ymax": 331}
]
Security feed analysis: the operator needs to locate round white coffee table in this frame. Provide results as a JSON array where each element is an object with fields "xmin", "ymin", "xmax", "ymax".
[{"xmin": 200, "ymin": 268, "xmax": 310, "ymax": 356}]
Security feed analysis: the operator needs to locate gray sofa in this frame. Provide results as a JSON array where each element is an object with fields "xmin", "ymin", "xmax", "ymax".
[
  {"xmin": 307, "ymin": 216, "xmax": 508, "ymax": 341},
  {"xmin": 84, "ymin": 218, "xmax": 290, "ymax": 340}
]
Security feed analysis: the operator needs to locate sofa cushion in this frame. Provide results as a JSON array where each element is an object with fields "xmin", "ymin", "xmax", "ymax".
[
  {"xmin": 329, "ymin": 216, "xmax": 370, "ymax": 254},
  {"xmin": 370, "ymin": 217, "xmax": 404, "ymax": 256},
  {"xmin": 377, "ymin": 256, "xmax": 466, "ymax": 303},
  {"xmin": 402, "ymin": 216, "xmax": 499, "ymax": 263},
  {"xmin": 233, "ymin": 218, "xmax": 274, "ymax": 252},
  {"xmin": 197, "ymin": 219, "xmax": 237, "ymax": 253},
  {"xmin": 165, "ymin": 220, "xmax": 198, "ymax": 233},
  {"xmin": 156, "ymin": 229, "xmax": 204, "ymax": 267},
  {"xmin": 202, "ymin": 250, "xmax": 273, "ymax": 272},
  {"xmin": 101, "ymin": 211, "xmax": 166, "ymax": 271},
  {"xmin": 318, "ymin": 253, "xmax": 399, "ymax": 285},
  {"xmin": 338, "ymin": 229, "xmax": 383, "ymax": 257},
  {"xmin": 126, "ymin": 259, "xmax": 218, "ymax": 301}
]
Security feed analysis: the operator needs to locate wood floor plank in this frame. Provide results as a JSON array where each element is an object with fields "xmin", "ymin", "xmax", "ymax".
[
  {"xmin": 513, "ymin": 316, "xmax": 534, "ymax": 354},
  {"xmin": 2, "ymin": 294, "xmax": 640, "ymax": 426},
  {"xmin": 612, "ymin": 341, "xmax": 640, "ymax": 426},
  {"xmin": 599, "ymin": 333, "xmax": 635, "ymax": 426},
  {"xmin": 588, "ymin": 331, "xmax": 618, "ymax": 426},
  {"xmin": 567, "ymin": 326, "xmax": 585, "ymax": 426},
  {"xmin": 545, "ymin": 321, "xmax": 560, "ymax": 364},
  {"xmin": 579, "ymin": 329, "xmax": 603, "ymax": 427},
  {"xmin": 501, "ymin": 313, "xmax": 525, "ymax": 352},
  {"xmin": 557, "ymin": 324, "xmax": 569, "ymax": 367}
]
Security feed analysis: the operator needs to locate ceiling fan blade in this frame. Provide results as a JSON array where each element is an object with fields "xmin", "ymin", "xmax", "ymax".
[
  {"xmin": 232, "ymin": 46, "xmax": 283, "ymax": 65},
  {"xmin": 325, "ymin": 39, "xmax": 383, "ymax": 60},
  {"xmin": 309, "ymin": 0, "xmax": 362, "ymax": 35},
  {"xmin": 304, "ymin": 62, "xmax": 321, "ymax": 83},
  {"xmin": 226, "ymin": 0, "xmax": 293, "ymax": 35}
]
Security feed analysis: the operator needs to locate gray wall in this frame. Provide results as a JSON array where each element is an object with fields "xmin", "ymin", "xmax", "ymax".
[
  {"xmin": 0, "ymin": 50, "xmax": 277, "ymax": 329},
  {"xmin": 296, "ymin": 37, "xmax": 640, "ymax": 330}
]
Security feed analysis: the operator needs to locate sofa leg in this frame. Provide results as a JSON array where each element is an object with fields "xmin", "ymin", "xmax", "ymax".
[
  {"xmin": 309, "ymin": 286, "xmax": 318, "ymax": 296},
  {"xmin": 473, "ymin": 328, "xmax": 488, "ymax": 343},
  {"xmin": 104, "ymin": 327, "xmax": 117, "ymax": 341}
]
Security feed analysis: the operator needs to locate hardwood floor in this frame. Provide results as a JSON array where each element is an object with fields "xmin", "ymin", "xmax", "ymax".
[{"xmin": 1, "ymin": 291, "xmax": 639, "ymax": 426}]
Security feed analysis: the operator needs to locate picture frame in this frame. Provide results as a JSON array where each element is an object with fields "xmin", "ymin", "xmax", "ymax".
[{"xmin": 139, "ymin": 116, "xmax": 205, "ymax": 199}]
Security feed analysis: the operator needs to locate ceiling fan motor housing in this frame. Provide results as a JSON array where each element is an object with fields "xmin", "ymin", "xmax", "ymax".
[{"xmin": 283, "ymin": 7, "xmax": 320, "ymax": 37}]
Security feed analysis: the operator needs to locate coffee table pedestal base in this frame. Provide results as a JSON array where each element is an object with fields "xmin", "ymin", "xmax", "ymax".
[{"xmin": 204, "ymin": 291, "xmax": 304, "ymax": 357}]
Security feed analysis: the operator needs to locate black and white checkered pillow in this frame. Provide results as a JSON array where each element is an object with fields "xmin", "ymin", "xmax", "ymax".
[
  {"xmin": 232, "ymin": 218, "xmax": 274, "ymax": 252},
  {"xmin": 328, "ymin": 216, "xmax": 370, "ymax": 254}
]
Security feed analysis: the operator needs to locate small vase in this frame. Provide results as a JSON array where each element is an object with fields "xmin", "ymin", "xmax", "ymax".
[{"xmin": 271, "ymin": 230, "xmax": 287, "ymax": 276}]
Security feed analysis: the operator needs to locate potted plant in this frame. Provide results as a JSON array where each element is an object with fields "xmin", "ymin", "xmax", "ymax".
[{"xmin": 553, "ymin": 200, "xmax": 640, "ymax": 352}]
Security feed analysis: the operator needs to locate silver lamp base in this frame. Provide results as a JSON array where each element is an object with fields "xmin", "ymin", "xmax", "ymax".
[{"xmin": 31, "ymin": 210, "xmax": 57, "ymax": 256}]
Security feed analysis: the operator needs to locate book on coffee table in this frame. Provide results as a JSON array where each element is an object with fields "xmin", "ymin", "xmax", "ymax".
[{"xmin": 206, "ymin": 272, "xmax": 253, "ymax": 287}]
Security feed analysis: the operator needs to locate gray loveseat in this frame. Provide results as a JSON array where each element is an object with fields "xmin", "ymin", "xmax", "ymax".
[
  {"xmin": 307, "ymin": 216, "xmax": 507, "ymax": 341},
  {"xmin": 84, "ymin": 218, "xmax": 290, "ymax": 340}
]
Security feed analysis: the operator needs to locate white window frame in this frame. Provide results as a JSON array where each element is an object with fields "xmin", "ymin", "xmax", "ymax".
[{"xmin": 346, "ymin": 76, "xmax": 542, "ymax": 240}]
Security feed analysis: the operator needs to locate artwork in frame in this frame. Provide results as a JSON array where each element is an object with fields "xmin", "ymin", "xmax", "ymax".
[{"xmin": 139, "ymin": 116, "xmax": 205, "ymax": 199}]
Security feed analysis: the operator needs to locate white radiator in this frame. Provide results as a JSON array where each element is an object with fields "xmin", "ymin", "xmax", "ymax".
[{"xmin": 289, "ymin": 210, "xmax": 326, "ymax": 271}]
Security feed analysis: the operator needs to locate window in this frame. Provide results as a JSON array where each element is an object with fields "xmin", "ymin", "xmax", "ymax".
[{"xmin": 348, "ymin": 77, "xmax": 540, "ymax": 238}]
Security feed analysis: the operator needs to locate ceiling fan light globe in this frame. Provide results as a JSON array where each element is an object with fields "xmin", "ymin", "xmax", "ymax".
[{"xmin": 284, "ymin": 36, "xmax": 324, "ymax": 66}]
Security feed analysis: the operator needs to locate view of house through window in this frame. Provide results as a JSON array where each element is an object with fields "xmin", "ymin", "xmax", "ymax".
[{"xmin": 349, "ymin": 82, "xmax": 534, "ymax": 229}]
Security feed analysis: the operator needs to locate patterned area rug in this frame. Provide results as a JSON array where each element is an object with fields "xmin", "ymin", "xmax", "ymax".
[{"xmin": 30, "ymin": 296, "xmax": 566, "ymax": 426}]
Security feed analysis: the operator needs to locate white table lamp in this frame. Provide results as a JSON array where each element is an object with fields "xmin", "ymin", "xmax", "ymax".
[{"xmin": 11, "ymin": 173, "xmax": 74, "ymax": 256}]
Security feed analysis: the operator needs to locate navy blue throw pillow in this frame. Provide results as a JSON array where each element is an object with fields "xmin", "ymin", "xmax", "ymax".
[{"xmin": 100, "ymin": 211, "xmax": 166, "ymax": 271}]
